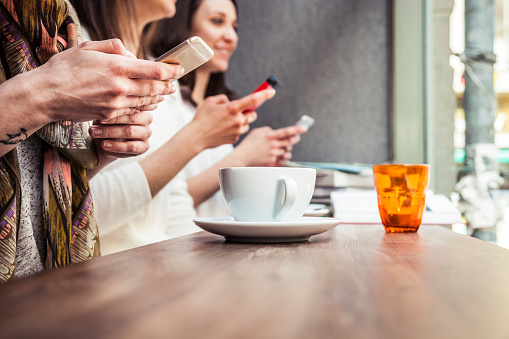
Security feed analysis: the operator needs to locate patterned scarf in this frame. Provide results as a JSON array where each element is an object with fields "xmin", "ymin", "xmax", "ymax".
[{"xmin": 0, "ymin": 0, "xmax": 100, "ymax": 282}]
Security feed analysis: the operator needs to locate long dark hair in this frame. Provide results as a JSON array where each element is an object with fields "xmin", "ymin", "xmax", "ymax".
[
  {"xmin": 69, "ymin": 0, "xmax": 139, "ymax": 54},
  {"xmin": 143, "ymin": 0, "xmax": 238, "ymax": 106}
]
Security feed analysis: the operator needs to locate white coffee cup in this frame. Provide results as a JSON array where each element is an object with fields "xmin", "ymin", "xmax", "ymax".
[{"xmin": 219, "ymin": 167, "xmax": 316, "ymax": 222}]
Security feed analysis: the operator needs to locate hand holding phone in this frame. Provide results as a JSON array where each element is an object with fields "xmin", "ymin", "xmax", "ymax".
[
  {"xmin": 294, "ymin": 115, "xmax": 315, "ymax": 129},
  {"xmin": 155, "ymin": 36, "xmax": 213, "ymax": 81},
  {"xmin": 243, "ymin": 75, "xmax": 279, "ymax": 113}
]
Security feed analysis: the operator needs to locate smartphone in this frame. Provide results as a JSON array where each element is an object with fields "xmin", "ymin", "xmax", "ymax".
[
  {"xmin": 252, "ymin": 75, "xmax": 279, "ymax": 93},
  {"xmin": 155, "ymin": 36, "xmax": 214, "ymax": 80},
  {"xmin": 244, "ymin": 75, "xmax": 279, "ymax": 112},
  {"xmin": 294, "ymin": 115, "xmax": 315, "ymax": 128}
]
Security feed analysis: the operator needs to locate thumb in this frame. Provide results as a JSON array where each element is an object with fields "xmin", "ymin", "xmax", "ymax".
[
  {"xmin": 81, "ymin": 39, "xmax": 129, "ymax": 57},
  {"xmin": 207, "ymin": 94, "xmax": 229, "ymax": 104},
  {"xmin": 126, "ymin": 50, "xmax": 137, "ymax": 59}
]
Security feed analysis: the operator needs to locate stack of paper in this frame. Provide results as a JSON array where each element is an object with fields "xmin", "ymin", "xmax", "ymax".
[
  {"xmin": 331, "ymin": 189, "xmax": 464, "ymax": 225},
  {"xmin": 286, "ymin": 161, "xmax": 375, "ymax": 205}
]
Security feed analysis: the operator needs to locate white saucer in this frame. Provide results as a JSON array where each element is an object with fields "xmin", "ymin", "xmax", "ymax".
[
  {"xmin": 193, "ymin": 216, "xmax": 341, "ymax": 243},
  {"xmin": 304, "ymin": 204, "xmax": 329, "ymax": 217}
]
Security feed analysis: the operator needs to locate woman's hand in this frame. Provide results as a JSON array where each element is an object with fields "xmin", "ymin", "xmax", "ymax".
[
  {"xmin": 270, "ymin": 125, "xmax": 308, "ymax": 166},
  {"xmin": 187, "ymin": 88, "xmax": 276, "ymax": 150},
  {"xmin": 29, "ymin": 39, "xmax": 184, "ymax": 123},
  {"xmin": 90, "ymin": 111, "xmax": 153, "ymax": 156},
  {"xmin": 0, "ymin": 39, "xmax": 183, "ymax": 158},
  {"xmin": 230, "ymin": 125, "xmax": 308, "ymax": 167},
  {"xmin": 87, "ymin": 111, "xmax": 153, "ymax": 178}
]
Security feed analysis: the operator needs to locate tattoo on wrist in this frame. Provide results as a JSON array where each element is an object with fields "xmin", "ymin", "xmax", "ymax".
[{"xmin": 0, "ymin": 128, "xmax": 28, "ymax": 145}]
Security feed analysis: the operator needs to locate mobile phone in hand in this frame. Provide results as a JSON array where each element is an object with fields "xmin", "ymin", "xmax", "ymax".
[
  {"xmin": 155, "ymin": 36, "xmax": 213, "ymax": 81},
  {"xmin": 294, "ymin": 115, "xmax": 315, "ymax": 129},
  {"xmin": 243, "ymin": 75, "xmax": 279, "ymax": 112},
  {"xmin": 252, "ymin": 75, "xmax": 279, "ymax": 93}
]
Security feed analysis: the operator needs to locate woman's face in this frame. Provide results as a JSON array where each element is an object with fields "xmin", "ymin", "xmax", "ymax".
[
  {"xmin": 134, "ymin": 0, "xmax": 178, "ymax": 26},
  {"xmin": 190, "ymin": 0, "xmax": 238, "ymax": 73}
]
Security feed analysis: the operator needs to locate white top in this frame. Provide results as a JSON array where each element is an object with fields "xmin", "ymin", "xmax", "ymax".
[
  {"xmin": 177, "ymin": 101, "xmax": 233, "ymax": 218},
  {"xmin": 90, "ymin": 83, "xmax": 200, "ymax": 256}
]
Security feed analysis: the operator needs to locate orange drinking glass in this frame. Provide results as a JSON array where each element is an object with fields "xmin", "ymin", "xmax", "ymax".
[{"xmin": 373, "ymin": 164, "xmax": 430, "ymax": 233}]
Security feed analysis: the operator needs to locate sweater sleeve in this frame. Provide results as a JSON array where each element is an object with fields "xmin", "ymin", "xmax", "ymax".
[{"xmin": 90, "ymin": 161, "xmax": 152, "ymax": 235}]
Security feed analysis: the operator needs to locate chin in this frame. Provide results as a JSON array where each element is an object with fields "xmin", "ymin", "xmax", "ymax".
[
  {"xmin": 163, "ymin": 4, "xmax": 177, "ymax": 18},
  {"xmin": 216, "ymin": 61, "xmax": 230, "ymax": 72},
  {"xmin": 206, "ymin": 62, "xmax": 229, "ymax": 74}
]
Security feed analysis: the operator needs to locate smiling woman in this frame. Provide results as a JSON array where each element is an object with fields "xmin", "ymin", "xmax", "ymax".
[
  {"xmin": 189, "ymin": 0, "xmax": 238, "ymax": 76},
  {"xmin": 144, "ymin": 0, "xmax": 239, "ymax": 105},
  {"xmin": 142, "ymin": 0, "xmax": 307, "ymax": 219},
  {"xmin": 69, "ymin": 0, "xmax": 275, "ymax": 255}
]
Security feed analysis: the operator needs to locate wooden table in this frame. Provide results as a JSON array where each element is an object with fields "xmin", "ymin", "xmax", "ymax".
[{"xmin": 2, "ymin": 224, "xmax": 509, "ymax": 339}]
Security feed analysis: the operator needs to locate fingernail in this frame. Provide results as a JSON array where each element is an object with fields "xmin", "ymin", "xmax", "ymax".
[
  {"xmin": 103, "ymin": 141, "xmax": 112, "ymax": 149},
  {"xmin": 157, "ymin": 95, "xmax": 165, "ymax": 103},
  {"xmin": 91, "ymin": 126, "xmax": 102, "ymax": 136},
  {"xmin": 179, "ymin": 67, "xmax": 185, "ymax": 77},
  {"xmin": 268, "ymin": 88, "xmax": 276, "ymax": 96}
]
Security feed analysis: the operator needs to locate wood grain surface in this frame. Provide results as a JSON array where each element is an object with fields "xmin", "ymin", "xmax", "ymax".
[{"xmin": 1, "ymin": 224, "xmax": 509, "ymax": 339}]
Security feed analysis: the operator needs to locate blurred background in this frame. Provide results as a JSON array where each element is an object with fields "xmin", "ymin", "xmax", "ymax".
[
  {"xmin": 228, "ymin": 0, "xmax": 392, "ymax": 165},
  {"xmin": 227, "ymin": 0, "xmax": 509, "ymax": 246}
]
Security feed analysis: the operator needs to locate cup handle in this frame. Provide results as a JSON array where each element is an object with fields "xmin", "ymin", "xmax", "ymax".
[{"xmin": 273, "ymin": 176, "xmax": 298, "ymax": 221}]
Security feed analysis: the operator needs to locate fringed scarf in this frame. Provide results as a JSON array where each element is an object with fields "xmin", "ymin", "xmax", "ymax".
[{"xmin": 0, "ymin": 0, "xmax": 100, "ymax": 282}]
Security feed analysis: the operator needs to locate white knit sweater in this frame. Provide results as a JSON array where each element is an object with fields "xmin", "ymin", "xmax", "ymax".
[
  {"xmin": 90, "ymin": 84, "xmax": 200, "ymax": 255},
  {"xmin": 177, "ymin": 101, "xmax": 233, "ymax": 218}
]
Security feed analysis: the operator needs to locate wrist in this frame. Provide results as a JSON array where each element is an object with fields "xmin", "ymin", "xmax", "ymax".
[
  {"xmin": 17, "ymin": 70, "xmax": 54, "ymax": 127},
  {"xmin": 1, "ymin": 72, "xmax": 52, "ymax": 130},
  {"xmin": 226, "ymin": 148, "xmax": 249, "ymax": 167},
  {"xmin": 177, "ymin": 121, "xmax": 208, "ymax": 155}
]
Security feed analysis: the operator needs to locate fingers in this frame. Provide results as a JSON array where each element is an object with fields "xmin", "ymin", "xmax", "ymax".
[
  {"xmin": 239, "ymin": 122, "xmax": 250, "ymax": 136},
  {"xmin": 122, "ymin": 94, "xmax": 167, "ymax": 109},
  {"xmin": 271, "ymin": 125, "xmax": 308, "ymax": 140},
  {"xmin": 137, "ymin": 103, "xmax": 160, "ymax": 112},
  {"xmin": 292, "ymin": 125, "xmax": 309, "ymax": 134},
  {"xmin": 268, "ymin": 137, "xmax": 297, "ymax": 157},
  {"xmin": 238, "ymin": 112, "xmax": 258, "ymax": 135},
  {"xmin": 122, "ymin": 58, "xmax": 185, "ymax": 81},
  {"xmin": 276, "ymin": 152, "xmax": 292, "ymax": 166},
  {"xmin": 245, "ymin": 111, "xmax": 257, "ymax": 124},
  {"xmin": 105, "ymin": 96, "xmax": 164, "ymax": 118},
  {"xmin": 80, "ymin": 39, "xmax": 129, "ymax": 57},
  {"xmin": 272, "ymin": 147, "xmax": 287, "ymax": 157},
  {"xmin": 205, "ymin": 94, "xmax": 229, "ymax": 105},
  {"xmin": 90, "ymin": 109, "xmax": 152, "ymax": 156},
  {"xmin": 98, "ymin": 111, "xmax": 153, "ymax": 125},
  {"xmin": 98, "ymin": 96, "xmax": 162, "ymax": 120},
  {"xmin": 125, "ymin": 79, "xmax": 176, "ymax": 97},
  {"xmin": 289, "ymin": 134, "xmax": 301, "ymax": 145},
  {"xmin": 232, "ymin": 88, "xmax": 276, "ymax": 113},
  {"xmin": 90, "ymin": 111, "xmax": 152, "ymax": 145},
  {"xmin": 125, "ymin": 50, "xmax": 137, "ymax": 59},
  {"xmin": 99, "ymin": 140, "xmax": 150, "ymax": 156},
  {"xmin": 91, "ymin": 39, "xmax": 184, "ymax": 80},
  {"xmin": 90, "ymin": 124, "xmax": 152, "ymax": 140}
]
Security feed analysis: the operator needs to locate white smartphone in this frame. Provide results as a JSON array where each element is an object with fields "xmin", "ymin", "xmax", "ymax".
[
  {"xmin": 294, "ymin": 115, "xmax": 315, "ymax": 128},
  {"xmin": 155, "ymin": 36, "xmax": 214, "ymax": 80}
]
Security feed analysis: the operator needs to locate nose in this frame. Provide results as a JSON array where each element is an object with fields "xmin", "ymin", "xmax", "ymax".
[{"xmin": 223, "ymin": 25, "xmax": 238, "ymax": 43}]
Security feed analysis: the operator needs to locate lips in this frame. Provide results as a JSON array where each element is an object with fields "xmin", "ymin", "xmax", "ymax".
[{"xmin": 215, "ymin": 48, "xmax": 231, "ymax": 57}]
